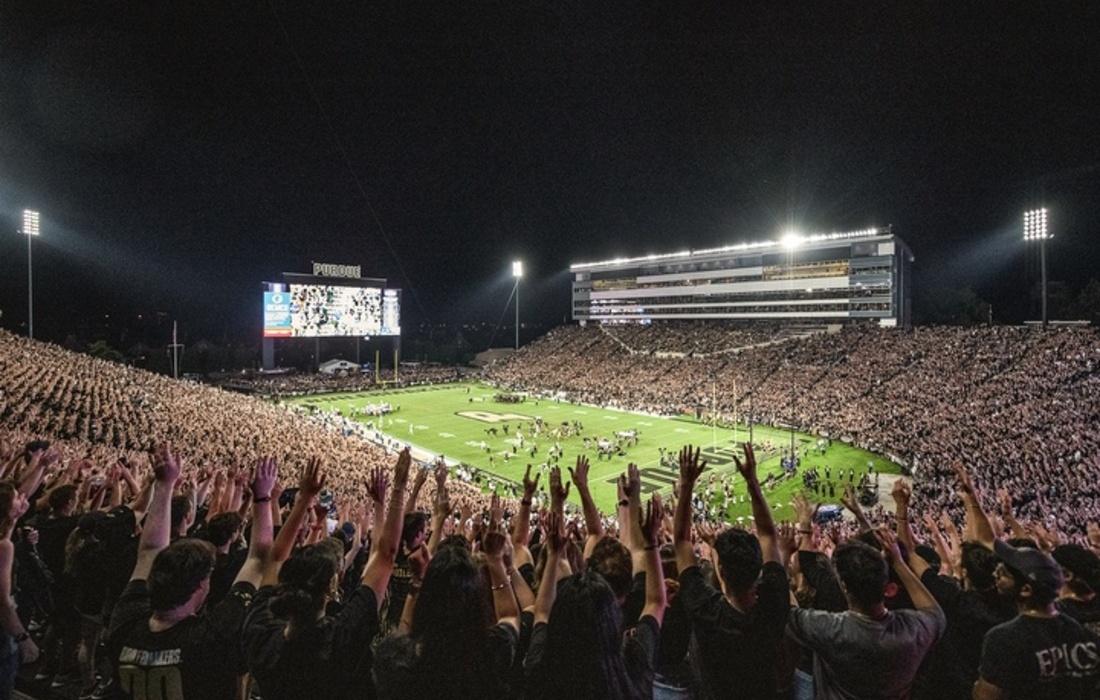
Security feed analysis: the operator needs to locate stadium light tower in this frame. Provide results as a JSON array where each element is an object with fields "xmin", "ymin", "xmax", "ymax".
[
  {"xmin": 512, "ymin": 260, "xmax": 524, "ymax": 349},
  {"xmin": 1023, "ymin": 208, "xmax": 1050, "ymax": 329},
  {"xmin": 21, "ymin": 209, "xmax": 40, "ymax": 339}
]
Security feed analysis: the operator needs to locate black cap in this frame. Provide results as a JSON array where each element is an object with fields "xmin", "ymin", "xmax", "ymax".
[{"xmin": 994, "ymin": 539, "xmax": 1064, "ymax": 592}]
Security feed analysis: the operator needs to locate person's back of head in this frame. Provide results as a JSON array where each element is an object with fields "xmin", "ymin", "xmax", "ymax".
[
  {"xmin": 714, "ymin": 528, "xmax": 763, "ymax": 596},
  {"xmin": 48, "ymin": 484, "xmax": 78, "ymax": 516},
  {"xmin": 961, "ymin": 542, "xmax": 999, "ymax": 592},
  {"xmin": 543, "ymin": 569, "xmax": 641, "ymax": 699},
  {"xmin": 401, "ymin": 512, "xmax": 429, "ymax": 551},
  {"xmin": 408, "ymin": 546, "xmax": 494, "ymax": 693},
  {"xmin": 204, "ymin": 512, "xmax": 243, "ymax": 549},
  {"xmin": 587, "ymin": 536, "xmax": 632, "ymax": 602},
  {"xmin": 833, "ymin": 540, "xmax": 888, "ymax": 611},
  {"xmin": 170, "ymin": 495, "xmax": 193, "ymax": 534},
  {"xmin": 272, "ymin": 542, "xmax": 343, "ymax": 637},
  {"xmin": 148, "ymin": 538, "xmax": 216, "ymax": 614},
  {"xmin": 1053, "ymin": 544, "xmax": 1100, "ymax": 598}
]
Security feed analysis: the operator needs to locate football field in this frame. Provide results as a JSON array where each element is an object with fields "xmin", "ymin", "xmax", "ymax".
[{"xmin": 284, "ymin": 383, "xmax": 901, "ymax": 520}]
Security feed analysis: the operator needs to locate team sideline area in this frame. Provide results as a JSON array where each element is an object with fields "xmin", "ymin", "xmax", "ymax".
[{"xmin": 287, "ymin": 383, "xmax": 900, "ymax": 520}]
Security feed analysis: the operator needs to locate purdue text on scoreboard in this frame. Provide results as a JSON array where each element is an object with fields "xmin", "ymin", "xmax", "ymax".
[{"xmin": 312, "ymin": 262, "xmax": 361, "ymax": 279}]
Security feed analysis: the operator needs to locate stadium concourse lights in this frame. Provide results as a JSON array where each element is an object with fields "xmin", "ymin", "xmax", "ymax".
[
  {"xmin": 780, "ymin": 230, "xmax": 804, "ymax": 250},
  {"xmin": 512, "ymin": 260, "xmax": 524, "ymax": 278},
  {"xmin": 569, "ymin": 226, "xmax": 885, "ymax": 270}
]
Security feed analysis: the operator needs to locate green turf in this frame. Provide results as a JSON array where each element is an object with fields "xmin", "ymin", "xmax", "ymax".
[{"xmin": 283, "ymin": 382, "xmax": 901, "ymax": 520}]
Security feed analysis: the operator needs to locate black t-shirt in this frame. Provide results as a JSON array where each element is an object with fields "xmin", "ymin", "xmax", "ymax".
[
  {"xmin": 33, "ymin": 512, "xmax": 79, "ymax": 583},
  {"xmin": 373, "ymin": 622, "xmax": 518, "ymax": 699},
  {"xmin": 914, "ymin": 570, "xmax": 1013, "ymax": 700},
  {"xmin": 524, "ymin": 614, "xmax": 659, "ymax": 699},
  {"xmin": 980, "ymin": 613, "xmax": 1100, "ymax": 699},
  {"xmin": 381, "ymin": 548, "xmax": 414, "ymax": 632},
  {"xmin": 242, "ymin": 583, "xmax": 381, "ymax": 700},
  {"xmin": 208, "ymin": 547, "xmax": 247, "ymax": 607},
  {"xmin": 679, "ymin": 562, "xmax": 790, "ymax": 700},
  {"xmin": 106, "ymin": 579, "xmax": 254, "ymax": 700},
  {"xmin": 1059, "ymin": 597, "xmax": 1100, "ymax": 638}
]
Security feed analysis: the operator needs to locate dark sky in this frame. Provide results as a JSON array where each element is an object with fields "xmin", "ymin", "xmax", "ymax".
[{"xmin": 1, "ymin": 2, "xmax": 1098, "ymax": 343}]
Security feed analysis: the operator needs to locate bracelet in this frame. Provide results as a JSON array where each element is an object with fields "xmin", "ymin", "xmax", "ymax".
[
  {"xmin": 618, "ymin": 499, "xmax": 629, "ymax": 508},
  {"xmin": 644, "ymin": 543, "xmax": 659, "ymax": 550},
  {"xmin": 506, "ymin": 568, "xmax": 517, "ymax": 577},
  {"xmin": 521, "ymin": 499, "xmax": 532, "ymax": 507},
  {"xmin": 253, "ymin": 496, "xmax": 272, "ymax": 504},
  {"xmin": 491, "ymin": 579, "xmax": 511, "ymax": 591},
  {"xmin": 14, "ymin": 632, "xmax": 28, "ymax": 643},
  {"xmin": 797, "ymin": 529, "xmax": 813, "ymax": 535},
  {"xmin": 896, "ymin": 516, "xmax": 908, "ymax": 521}
]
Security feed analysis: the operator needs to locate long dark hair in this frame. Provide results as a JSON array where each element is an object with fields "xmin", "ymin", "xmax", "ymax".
[
  {"xmin": 407, "ymin": 546, "xmax": 497, "ymax": 695},
  {"xmin": 270, "ymin": 542, "xmax": 341, "ymax": 637},
  {"xmin": 542, "ymin": 570, "xmax": 644, "ymax": 699}
]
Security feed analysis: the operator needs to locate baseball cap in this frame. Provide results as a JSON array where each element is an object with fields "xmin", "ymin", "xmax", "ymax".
[{"xmin": 994, "ymin": 539, "xmax": 1064, "ymax": 592}]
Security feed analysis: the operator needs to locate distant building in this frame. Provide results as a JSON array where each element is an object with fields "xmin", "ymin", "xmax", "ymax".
[{"xmin": 569, "ymin": 227, "xmax": 913, "ymax": 327}]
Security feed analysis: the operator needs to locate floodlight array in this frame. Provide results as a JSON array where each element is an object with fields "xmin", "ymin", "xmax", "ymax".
[
  {"xmin": 22, "ymin": 209, "xmax": 40, "ymax": 236},
  {"xmin": 1023, "ymin": 208, "xmax": 1048, "ymax": 241}
]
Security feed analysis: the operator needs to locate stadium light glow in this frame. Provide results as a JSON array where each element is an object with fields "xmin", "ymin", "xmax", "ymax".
[
  {"xmin": 22, "ymin": 209, "xmax": 40, "ymax": 236},
  {"xmin": 569, "ymin": 226, "xmax": 886, "ymax": 270},
  {"xmin": 780, "ymin": 230, "xmax": 803, "ymax": 250},
  {"xmin": 1023, "ymin": 208, "xmax": 1049, "ymax": 241},
  {"xmin": 512, "ymin": 260, "xmax": 524, "ymax": 278}
]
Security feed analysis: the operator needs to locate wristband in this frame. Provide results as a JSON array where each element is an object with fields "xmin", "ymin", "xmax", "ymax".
[
  {"xmin": 644, "ymin": 543, "xmax": 659, "ymax": 550},
  {"xmin": 521, "ymin": 499, "xmax": 532, "ymax": 507},
  {"xmin": 14, "ymin": 632, "xmax": 29, "ymax": 643},
  {"xmin": 618, "ymin": 499, "xmax": 629, "ymax": 508},
  {"xmin": 253, "ymin": 496, "xmax": 272, "ymax": 504},
  {"xmin": 797, "ymin": 529, "xmax": 813, "ymax": 535}
]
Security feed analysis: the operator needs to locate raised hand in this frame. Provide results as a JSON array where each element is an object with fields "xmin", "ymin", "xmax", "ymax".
[
  {"xmin": 639, "ymin": 494, "xmax": 663, "ymax": 547},
  {"xmin": 252, "ymin": 457, "xmax": 277, "ymax": 500},
  {"xmin": 568, "ymin": 455, "xmax": 590, "ymax": 492},
  {"xmin": 412, "ymin": 465, "xmax": 429, "ymax": 492},
  {"xmin": 732, "ymin": 443, "xmax": 756, "ymax": 483},
  {"xmin": 891, "ymin": 478, "xmax": 912, "ymax": 505},
  {"xmin": 695, "ymin": 520, "xmax": 718, "ymax": 547},
  {"xmin": 483, "ymin": 529, "xmax": 508, "ymax": 560},
  {"xmin": 792, "ymin": 492, "xmax": 816, "ymax": 526},
  {"xmin": 544, "ymin": 510, "xmax": 566, "ymax": 554},
  {"xmin": 433, "ymin": 462, "xmax": 448, "ymax": 490},
  {"xmin": 678, "ymin": 445, "xmax": 707, "ymax": 488},
  {"xmin": 408, "ymin": 544, "xmax": 431, "ymax": 580},
  {"xmin": 522, "ymin": 464, "xmax": 540, "ymax": 501},
  {"xmin": 949, "ymin": 461, "xmax": 978, "ymax": 498},
  {"xmin": 299, "ymin": 457, "xmax": 326, "ymax": 498},
  {"xmin": 490, "ymin": 492, "xmax": 504, "ymax": 527},
  {"xmin": 549, "ymin": 466, "xmax": 570, "ymax": 511},
  {"xmin": 618, "ymin": 463, "xmax": 641, "ymax": 502},
  {"xmin": 776, "ymin": 521, "xmax": 798, "ymax": 559},
  {"xmin": 393, "ymin": 448, "xmax": 412, "ymax": 486},
  {"xmin": 367, "ymin": 467, "xmax": 389, "ymax": 505},
  {"xmin": 153, "ymin": 443, "xmax": 181, "ymax": 483},
  {"xmin": 873, "ymin": 527, "xmax": 904, "ymax": 565}
]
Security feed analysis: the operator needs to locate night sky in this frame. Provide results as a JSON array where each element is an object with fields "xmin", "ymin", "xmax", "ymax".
[{"xmin": 1, "ymin": 3, "xmax": 1097, "ymax": 344}]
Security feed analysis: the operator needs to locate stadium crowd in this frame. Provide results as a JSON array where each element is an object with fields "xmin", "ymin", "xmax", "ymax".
[
  {"xmin": 490, "ymin": 323, "xmax": 1100, "ymax": 533},
  {"xmin": 218, "ymin": 366, "xmax": 464, "ymax": 398},
  {"xmin": 0, "ymin": 325, "xmax": 1099, "ymax": 698}
]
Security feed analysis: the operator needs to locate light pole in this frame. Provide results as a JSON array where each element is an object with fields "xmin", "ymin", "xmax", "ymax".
[
  {"xmin": 780, "ymin": 232, "xmax": 802, "ymax": 467},
  {"xmin": 1024, "ymin": 208, "xmax": 1050, "ymax": 329},
  {"xmin": 512, "ymin": 260, "xmax": 523, "ymax": 349},
  {"xmin": 21, "ymin": 210, "xmax": 40, "ymax": 339}
]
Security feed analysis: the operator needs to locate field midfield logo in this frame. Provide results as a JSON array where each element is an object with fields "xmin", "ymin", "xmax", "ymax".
[{"xmin": 456, "ymin": 410, "xmax": 532, "ymax": 424}]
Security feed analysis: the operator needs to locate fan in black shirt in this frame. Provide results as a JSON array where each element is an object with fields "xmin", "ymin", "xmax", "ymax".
[
  {"xmin": 673, "ymin": 444, "xmax": 790, "ymax": 700},
  {"xmin": 242, "ymin": 452, "xmax": 412, "ymax": 700},
  {"xmin": 1054, "ymin": 544, "xmax": 1100, "ymax": 636},
  {"xmin": 524, "ymin": 465, "xmax": 668, "ymax": 700},
  {"xmin": 107, "ymin": 447, "xmax": 277, "ymax": 700}
]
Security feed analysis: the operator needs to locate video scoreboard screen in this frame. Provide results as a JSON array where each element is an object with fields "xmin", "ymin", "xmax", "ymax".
[{"xmin": 263, "ymin": 284, "xmax": 400, "ymax": 338}]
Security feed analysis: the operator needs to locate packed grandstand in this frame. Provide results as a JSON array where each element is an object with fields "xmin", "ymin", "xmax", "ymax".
[{"xmin": 1, "ymin": 320, "xmax": 1100, "ymax": 699}]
